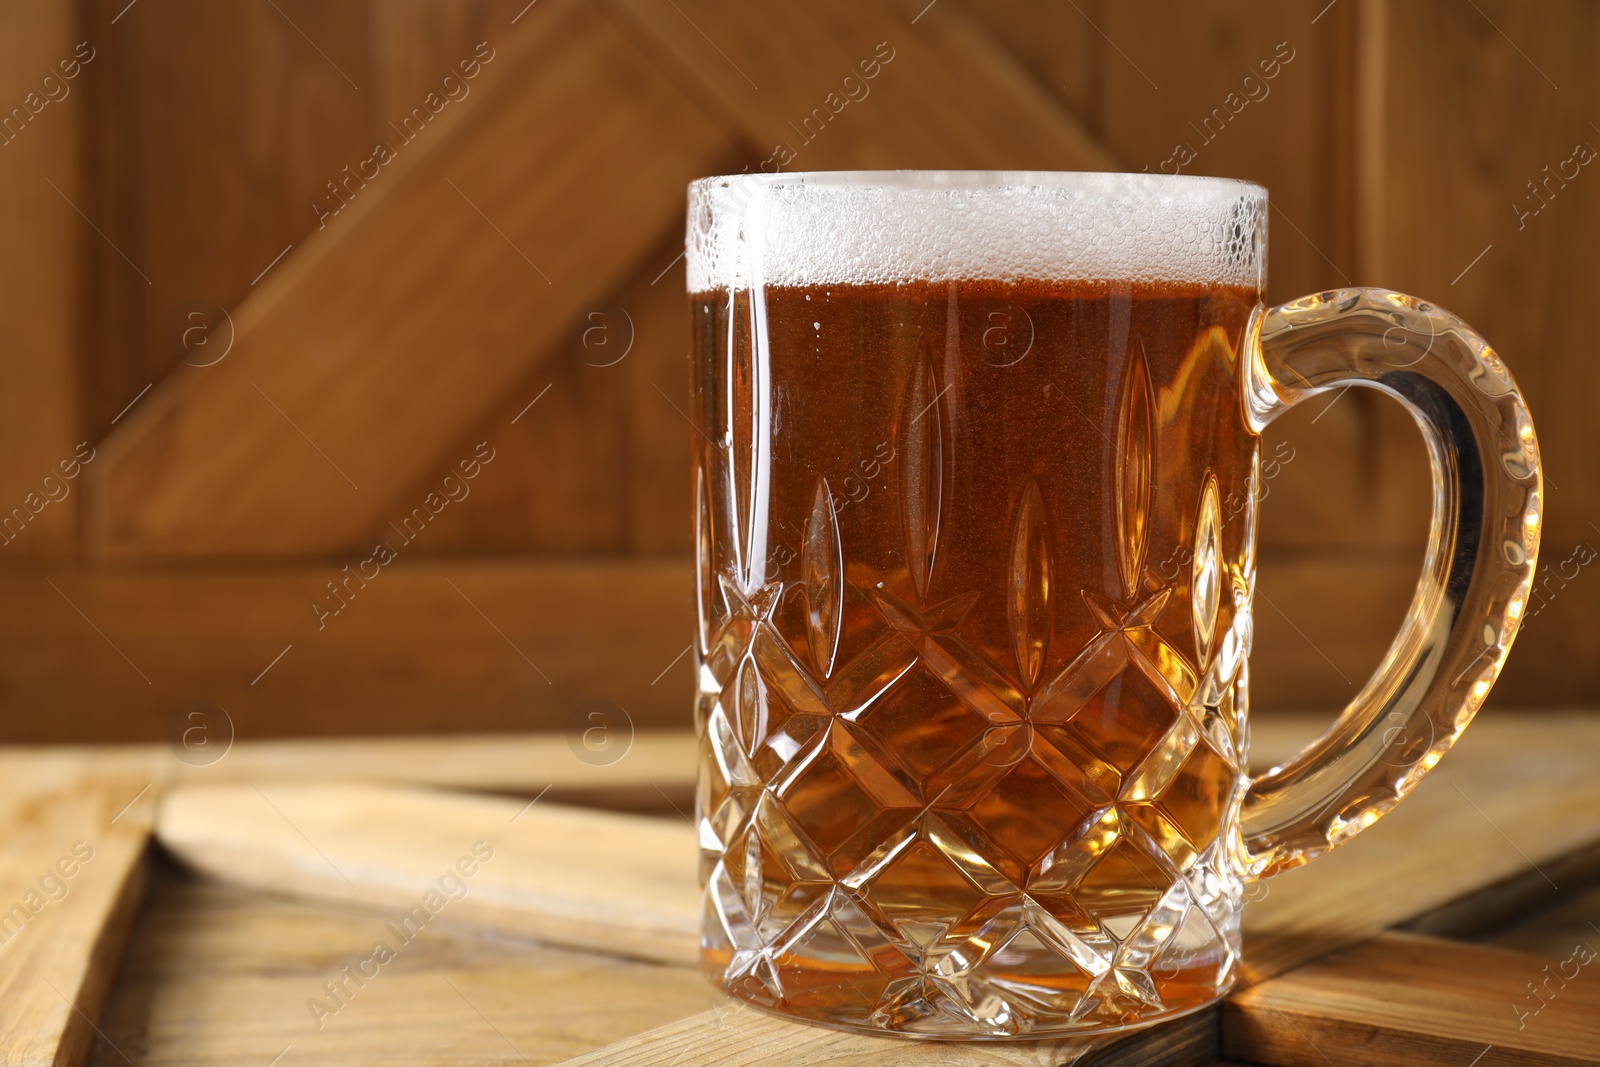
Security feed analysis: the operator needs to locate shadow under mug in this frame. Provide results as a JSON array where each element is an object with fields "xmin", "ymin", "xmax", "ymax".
[{"xmin": 685, "ymin": 171, "xmax": 1540, "ymax": 1039}]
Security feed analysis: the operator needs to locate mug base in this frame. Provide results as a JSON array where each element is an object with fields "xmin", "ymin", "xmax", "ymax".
[{"xmin": 706, "ymin": 968, "xmax": 1237, "ymax": 1042}]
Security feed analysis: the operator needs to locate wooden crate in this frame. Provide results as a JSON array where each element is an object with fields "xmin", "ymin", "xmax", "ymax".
[{"xmin": 2, "ymin": 0, "xmax": 1595, "ymax": 744}]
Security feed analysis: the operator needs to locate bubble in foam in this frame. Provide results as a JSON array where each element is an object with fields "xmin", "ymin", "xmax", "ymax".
[{"xmin": 686, "ymin": 171, "xmax": 1267, "ymax": 293}]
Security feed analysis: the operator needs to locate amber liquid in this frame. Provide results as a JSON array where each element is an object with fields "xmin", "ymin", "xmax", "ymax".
[{"xmin": 692, "ymin": 279, "xmax": 1260, "ymax": 1036}]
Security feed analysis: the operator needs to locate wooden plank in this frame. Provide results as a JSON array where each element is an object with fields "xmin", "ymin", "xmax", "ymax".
[
  {"xmin": 156, "ymin": 783, "xmax": 700, "ymax": 966},
  {"xmin": 86, "ymin": 0, "xmax": 736, "ymax": 558},
  {"xmin": 1481, "ymin": 880, "xmax": 1600, "ymax": 959},
  {"xmin": 369, "ymin": 1, "xmax": 534, "ymax": 128},
  {"xmin": 1, "ymin": 730, "xmax": 696, "ymax": 798},
  {"xmin": 551, "ymin": 1004, "xmax": 1217, "ymax": 1067},
  {"xmin": 0, "ymin": 1, "xmax": 86, "ymax": 557},
  {"xmin": 1224, "ymin": 932, "xmax": 1600, "ymax": 1066},
  {"xmin": 80, "ymin": 0, "xmax": 374, "ymax": 432},
  {"xmin": 386, "ymin": 316, "xmax": 637, "ymax": 553},
  {"xmin": 0, "ymin": 551, "xmax": 1562, "ymax": 742},
  {"xmin": 0, "ymin": 557, "xmax": 693, "ymax": 744},
  {"xmin": 1369, "ymin": 0, "xmax": 1600, "ymax": 704},
  {"xmin": 608, "ymin": 0, "xmax": 1118, "ymax": 171},
  {"xmin": 90, "ymin": 861, "xmax": 714, "ymax": 1067},
  {"xmin": 1250, "ymin": 555, "xmax": 1415, "ymax": 712},
  {"xmin": 0, "ymin": 769, "xmax": 153, "ymax": 1067},
  {"xmin": 624, "ymin": 234, "xmax": 698, "ymax": 554},
  {"xmin": 1403, "ymin": 836, "xmax": 1600, "ymax": 942}
]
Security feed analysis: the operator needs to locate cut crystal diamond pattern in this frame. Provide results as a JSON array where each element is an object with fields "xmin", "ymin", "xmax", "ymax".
[{"xmin": 697, "ymin": 354, "xmax": 1254, "ymax": 1036}]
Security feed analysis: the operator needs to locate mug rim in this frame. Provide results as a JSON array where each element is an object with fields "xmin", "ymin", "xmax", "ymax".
[{"xmin": 688, "ymin": 169, "xmax": 1268, "ymax": 201}]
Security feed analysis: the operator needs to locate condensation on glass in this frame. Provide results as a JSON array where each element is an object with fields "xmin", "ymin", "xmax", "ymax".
[{"xmin": 685, "ymin": 172, "xmax": 1541, "ymax": 1039}]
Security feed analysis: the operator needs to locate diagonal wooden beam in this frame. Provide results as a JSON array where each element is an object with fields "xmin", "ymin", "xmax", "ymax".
[
  {"xmin": 87, "ymin": 0, "xmax": 1119, "ymax": 560},
  {"xmin": 84, "ymin": 0, "xmax": 738, "ymax": 558},
  {"xmin": 607, "ymin": 0, "xmax": 1119, "ymax": 171}
]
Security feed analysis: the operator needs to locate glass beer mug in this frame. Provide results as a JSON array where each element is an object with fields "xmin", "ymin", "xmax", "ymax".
[{"xmin": 685, "ymin": 172, "xmax": 1540, "ymax": 1038}]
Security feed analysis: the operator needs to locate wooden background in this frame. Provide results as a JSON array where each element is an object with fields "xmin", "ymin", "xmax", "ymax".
[{"xmin": 0, "ymin": 0, "xmax": 1593, "ymax": 744}]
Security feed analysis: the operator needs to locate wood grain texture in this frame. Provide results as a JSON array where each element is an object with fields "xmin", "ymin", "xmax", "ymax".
[
  {"xmin": 80, "ymin": 0, "xmax": 372, "ymax": 433},
  {"xmin": 1482, "ymin": 879, "xmax": 1600, "ymax": 959},
  {"xmin": 1224, "ymin": 932, "xmax": 1600, "ymax": 1066},
  {"xmin": 1248, "ymin": 556, "xmax": 1416, "ymax": 712},
  {"xmin": 608, "ymin": 0, "xmax": 1118, "ymax": 171},
  {"xmin": 90, "ymin": 865, "xmax": 1263, "ymax": 1067},
  {"xmin": 89, "ymin": 861, "xmax": 716, "ymax": 1067},
  {"xmin": 0, "ymin": 557, "xmax": 693, "ymax": 743},
  {"xmin": 156, "ymin": 783, "xmax": 701, "ymax": 965},
  {"xmin": 85, "ymin": 0, "xmax": 735, "ymax": 559},
  {"xmin": 0, "ymin": 768, "xmax": 153, "ymax": 1067},
  {"xmin": 2, "ymin": 729, "xmax": 696, "ymax": 799},
  {"xmin": 397, "ymin": 228, "xmax": 698, "ymax": 555},
  {"xmin": 1403, "ymin": 836, "xmax": 1600, "ymax": 943},
  {"xmin": 1367, "ymin": 0, "xmax": 1600, "ymax": 703},
  {"xmin": 150, "ymin": 712, "xmax": 1600, "ymax": 1065},
  {"xmin": 1241, "ymin": 711, "xmax": 1600, "ymax": 978},
  {"xmin": 550, "ymin": 1003, "xmax": 1217, "ymax": 1067},
  {"xmin": 0, "ymin": 0, "xmax": 86, "ymax": 557},
  {"xmin": 951, "ymin": 0, "xmax": 1100, "ymax": 132},
  {"xmin": 0, "ymin": 552, "xmax": 1557, "ymax": 742},
  {"xmin": 79, "ymin": 0, "xmax": 536, "ymax": 434}
]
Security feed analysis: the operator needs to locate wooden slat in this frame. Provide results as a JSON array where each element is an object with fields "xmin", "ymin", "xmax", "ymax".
[
  {"xmin": 623, "ymin": 235, "xmax": 699, "ymax": 554},
  {"xmin": 0, "ymin": 551, "xmax": 1562, "ymax": 742},
  {"xmin": 369, "ymin": 1, "xmax": 533, "ymax": 127},
  {"xmin": 2, "ymin": 730, "xmax": 696, "ymax": 798},
  {"xmin": 0, "ymin": 769, "xmax": 153, "ymax": 1067},
  {"xmin": 1224, "ymin": 932, "xmax": 1600, "ymax": 1066},
  {"xmin": 0, "ymin": 557, "xmax": 693, "ymax": 743},
  {"xmin": 1368, "ymin": 0, "xmax": 1600, "ymax": 703},
  {"xmin": 90, "ymin": 862, "xmax": 715, "ymax": 1067},
  {"xmin": 80, "ymin": 0, "xmax": 372, "ymax": 433},
  {"xmin": 551, "ymin": 1004, "xmax": 1217, "ymax": 1067},
  {"xmin": 0, "ymin": 0, "xmax": 86, "ymax": 557},
  {"xmin": 394, "ymin": 228, "xmax": 691, "ymax": 555},
  {"xmin": 156, "ymin": 783, "xmax": 701, "ymax": 965},
  {"xmin": 1481, "ymin": 879, "xmax": 1600, "ymax": 958},
  {"xmin": 1250, "ymin": 555, "xmax": 1415, "ymax": 712},
  {"xmin": 86, "ymin": 0, "xmax": 736, "ymax": 558},
  {"xmin": 1403, "ymin": 836, "xmax": 1600, "ymax": 942},
  {"xmin": 608, "ymin": 0, "xmax": 1118, "ymax": 171}
]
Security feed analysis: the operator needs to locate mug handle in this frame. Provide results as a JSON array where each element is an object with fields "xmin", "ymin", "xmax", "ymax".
[{"xmin": 1237, "ymin": 288, "xmax": 1542, "ymax": 878}]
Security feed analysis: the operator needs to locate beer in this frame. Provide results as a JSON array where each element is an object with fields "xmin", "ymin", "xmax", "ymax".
[{"xmin": 691, "ymin": 274, "xmax": 1259, "ymax": 1034}]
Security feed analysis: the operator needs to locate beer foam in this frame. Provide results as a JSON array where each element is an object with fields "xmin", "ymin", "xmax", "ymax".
[{"xmin": 686, "ymin": 171, "xmax": 1266, "ymax": 292}]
